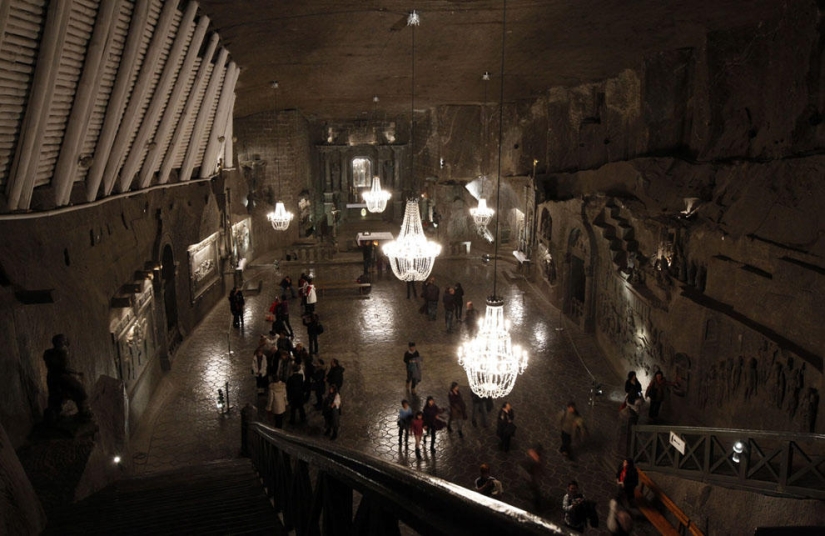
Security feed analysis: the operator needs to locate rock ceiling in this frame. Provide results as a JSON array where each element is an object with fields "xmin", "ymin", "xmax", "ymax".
[{"xmin": 196, "ymin": 0, "xmax": 786, "ymax": 121}]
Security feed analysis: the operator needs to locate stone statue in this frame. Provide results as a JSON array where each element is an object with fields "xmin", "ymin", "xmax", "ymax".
[
  {"xmin": 744, "ymin": 357, "xmax": 758, "ymax": 400},
  {"xmin": 801, "ymin": 388, "xmax": 819, "ymax": 433},
  {"xmin": 43, "ymin": 334, "xmax": 91, "ymax": 423}
]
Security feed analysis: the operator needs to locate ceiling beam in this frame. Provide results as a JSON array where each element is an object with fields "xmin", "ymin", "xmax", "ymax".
[
  {"xmin": 118, "ymin": 0, "xmax": 198, "ymax": 193},
  {"xmin": 53, "ymin": 0, "xmax": 125, "ymax": 207},
  {"xmin": 178, "ymin": 48, "xmax": 229, "ymax": 183},
  {"xmin": 5, "ymin": 0, "xmax": 74, "ymax": 211},
  {"xmin": 138, "ymin": 14, "xmax": 211, "ymax": 189},
  {"xmin": 85, "ymin": 0, "xmax": 151, "ymax": 202},
  {"xmin": 105, "ymin": 0, "xmax": 180, "ymax": 195},
  {"xmin": 200, "ymin": 63, "xmax": 240, "ymax": 179},
  {"xmin": 158, "ymin": 37, "xmax": 221, "ymax": 185}
]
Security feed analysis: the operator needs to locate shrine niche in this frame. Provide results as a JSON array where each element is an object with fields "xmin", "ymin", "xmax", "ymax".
[
  {"xmin": 109, "ymin": 279, "xmax": 158, "ymax": 392},
  {"xmin": 231, "ymin": 218, "xmax": 251, "ymax": 262},
  {"xmin": 188, "ymin": 232, "xmax": 220, "ymax": 301}
]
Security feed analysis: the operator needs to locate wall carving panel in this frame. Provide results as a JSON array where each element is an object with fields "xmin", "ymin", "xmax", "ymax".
[{"xmin": 188, "ymin": 232, "xmax": 220, "ymax": 301}]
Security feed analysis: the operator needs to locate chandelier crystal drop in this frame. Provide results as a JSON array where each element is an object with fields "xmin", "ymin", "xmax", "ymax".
[
  {"xmin": 267, "ymin": 202, "xmax": 293, "ymax": 231},
  {"xmin": 383, "ymin": 199, "xmax": 441, "ymax": 281},
  {"xmin": 470, "ymin": 197, "xmax": 494, "ymax": 227},
  {"xmin": 458, "ymin": 297, "xmax": 529, "ymax": 399},
  {"xmin": 362, "ymin": 176, "xmax": 391, "ymax": 213}
]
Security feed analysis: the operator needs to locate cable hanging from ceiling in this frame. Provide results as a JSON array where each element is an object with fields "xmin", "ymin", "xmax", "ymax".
[{"xmin": 458, "ymin": 0, "xmax": 528, "ymax": 399}]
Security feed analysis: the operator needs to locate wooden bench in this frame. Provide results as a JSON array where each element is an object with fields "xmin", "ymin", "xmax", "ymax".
[
  {"xmin": 317, "ymin": 281, "xmax": 371, "ymax": 296},
  {"xmin": 635, "ymin": 468, "xmax": 704, "ymax": 536}
]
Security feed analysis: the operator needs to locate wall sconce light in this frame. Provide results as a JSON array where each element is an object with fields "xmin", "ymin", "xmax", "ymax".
[
  {"xmin": 732, "ymin": 440, "xmax": 746, "ymax": 463},
  {"xmin": 439, "ymin": 158, "xmax": 445, "ymax": 169}
]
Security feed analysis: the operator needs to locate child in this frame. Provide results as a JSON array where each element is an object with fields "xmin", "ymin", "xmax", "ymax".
[
  {"xmin": 397, "ymin": 399, "xmax": 413, "ymax": 448},
  {"xmin": 410, "ymin": 411, "xmax": 425, "ymax": 459}
]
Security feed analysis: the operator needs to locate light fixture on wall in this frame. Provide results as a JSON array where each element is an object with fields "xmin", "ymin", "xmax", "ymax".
[
  {"xmin": 383, "ymin": 10, "xmax": 441, "ymax": 281},
  {"xmin": 458, "ymin": 0, "xmax": 528, "ymax": 399},
  {"xmin": 363, "ymin": 175, "xmax": 391, "ymax": 213},
  {"xmin": 267, "ymin": 158, "xmax": 293, "ymax": 231}
]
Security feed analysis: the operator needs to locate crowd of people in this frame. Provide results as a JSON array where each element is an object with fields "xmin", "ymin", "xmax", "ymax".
[{"xmin": 232, "ymin": 268, "xmax": 678, "ymax": 533}]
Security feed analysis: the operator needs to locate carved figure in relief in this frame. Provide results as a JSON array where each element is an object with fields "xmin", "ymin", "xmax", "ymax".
[
  {"xmin": 716, "ymin": 361, "xmax": 726, "ymax": 408},
  {"xmin": 786, "ymin": 361, "xmax": 804, "ymax": 418},
  {"xmin": 801, "ymin": 388, "xmax": 819, "ymax": 433},
  {"xmin": 744, "ymin": 357, "xmax": 758, "ymax": 400},
  {"xmin": 732, "ymin": 355, "xmax": 743, "ymax": 394},
  {"xmin": 771, "ymin": 361, "xmax": 786, "ymax": 409}
]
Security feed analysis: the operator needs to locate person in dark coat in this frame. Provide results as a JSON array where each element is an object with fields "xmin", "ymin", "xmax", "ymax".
[
  {"xmin": 326, "ymin": 358, "xmax": 344, "ymax": 391},
  {"xmin": 43, "ymin": 334, "xmax": 91, "ymax": 423},
  {"xmin": 279, "ymin": 275, "xmax": 297, "ymax": 300},
  {"xmin": 423, "ymin": 277, "xmax": 440, "ymax": 321},
  {"xmin": 615, "ymin": 458, "xmax": 639, "ymax": 504},
  {"xmin": 276, "ymin": 298, "xmax": 293, "ymax": 338},
  {"xmin": 625, "ymin": 371, "xmax": 642, "ymax": 405},
  {"xmin": 422, "ymin": 396, "xmax": 442, "ymax": 453},
  {"xmin": 286, "ymin": 364, "xmax": 306, "ymax": 424},
  {"xmin": 447, "ymin": 381, "xmax": 467, "ymax": 438},
  {"xmin": 302, "ymin": 312, "xmax": 321, "ymax": 355},
  {"xmin": 442, "ymin": 286, "xmax": 456, "ymax": 332},
  {"xmin": 312, "ymin": 358, "xmax": 326, "ymax": 409},
  {"xmin": 453, "ymin": 283, "xmax": 465, "ymax": 321},
  {"xmin": 228, "ymin": 287, "xmax": 245, "ymax": 328},
  {"xmin": 497, "ymin": 402, "xmax": 516, "ymax": 452}
]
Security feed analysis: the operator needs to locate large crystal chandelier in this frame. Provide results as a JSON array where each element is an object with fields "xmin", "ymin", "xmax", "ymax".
[
  {"xmin": 458, "ymin": 0, "xmax": 528, "ymax": 399},
  {"xmin": 266, "ymin": 157, "xmax": 293, "ymax": 231},
  {"xmin": 458, "ymin": 297, "xmax": 528, "ymax": 398},
  {"xmin": 384, "ymin": 199, "xmax": 441, "ymax": 281},
  {"xmin": 362, "ymin": 176, "xmax": 391, "ymax": 213}
]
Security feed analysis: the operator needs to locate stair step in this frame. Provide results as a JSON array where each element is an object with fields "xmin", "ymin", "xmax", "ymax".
[{"xmin": 45, "ymin": 459, "xmax": 283, "ymax": 536}]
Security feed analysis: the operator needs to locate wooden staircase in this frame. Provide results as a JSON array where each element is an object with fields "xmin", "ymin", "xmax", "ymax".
[{"xmin": 44, "ymin": 459, "xmax": 283, "ymax": 535}]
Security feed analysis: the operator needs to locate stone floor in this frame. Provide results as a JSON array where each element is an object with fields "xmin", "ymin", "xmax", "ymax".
[{"xmin": 131, "ymin": 252, "xmax": 653, "ymax": 534}]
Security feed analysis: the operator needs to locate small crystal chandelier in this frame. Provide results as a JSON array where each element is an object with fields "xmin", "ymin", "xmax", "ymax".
[
  {"xmin": 458, "ymin": 0, "xmax": 528, "ymax": 399},
  {"xmin": 384, "ymin": 199, "xmax": 441, "ymax": 281},
  {"xmin": 470, "ymin": 196, "xmax": 494, "ymax": 227},
  {"xmin": 362, "ymin": 176, "xmax": 391, "ymax": 213},
  {"xmin": 458, "ymin": 297, "xmax": 528, "ymax": 398},
  {"xmin": 267, "ymin": 158, "xmax": 293, "ymax": 231}
]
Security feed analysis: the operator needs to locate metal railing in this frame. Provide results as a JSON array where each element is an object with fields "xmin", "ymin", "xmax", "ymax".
[
  {"xmin": 631, "ymin": 425, "xmax": 825, "ymax": 499},
  {"xmin": 242, "ymin": 407, "xmax": 570, "ymax": 536}
]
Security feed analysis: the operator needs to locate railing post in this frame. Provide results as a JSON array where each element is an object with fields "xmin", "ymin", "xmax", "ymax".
[
  {"xmin": 779, "ymin": 440, "xmax": 792, "ymax": 493},
  {"xmin": 241, "ymin": 403, "xmax": 256, "ymax": 456}
]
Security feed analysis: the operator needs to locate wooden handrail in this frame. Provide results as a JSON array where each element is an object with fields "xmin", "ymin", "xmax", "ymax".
[{"xmin": 636, "ymin": 468, "xmax": 704, "ymax": 536}]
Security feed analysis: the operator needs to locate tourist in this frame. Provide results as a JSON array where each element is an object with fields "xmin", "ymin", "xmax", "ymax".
[
  {"xmin": 615, "ymin": 458, "xmax": 639, "ymax": 504},
  {"xmin": 423, "ymin": 277, "xmax": 440, "ymax": 321},
  {"xmin": 645, "ymin": 370, "xmax": 675, "ymax": 421},
  {"xmin": 276, "ymin": 297, "xmax": 293, "ymax": 338},
  {"xmin": 302, "ymin": 312, "xmax": 321, "ymax": 355},
  {"xmin": 443, "ymin": 286, "xmax": 456, "ymax": 332},
  {"xmin": 625, "ymin": 371, "xmax": 642, "ymax": 406},
  {"xmin": 410, "ymin": 411, "xmax": 425, "ymax": 459},
  {"xmin": 279, "ymin": 274, "xmax": 296, "ymax": 300},
  {"xmin": 303, "ymin": 276, "xmax": 317, "ymax": 313},
  {"xmin": 228, "ymin": 286, "xmax": 244, "ymax": 328},
  {"xmin": 497, "ymin": 402, "xmax": 516, "ymax": 452},
  {"xmin": 422, "ymin": 396, "xmax": 443, "ymax": 453},
  {"xmin": 522, "ymin": 444, "xmax": 545, "ymax": 511},
  {"xmin": 323, "ymin": 384, "xmax": 342, "ymax": 440},
  {"xmin": 447, "ymin": 381, "xmax": 467, "ymax": 438},
  {"xmin": 397, "ymin": 399, "xmax": 413, "ymax": 448},
  {"xmin": 286, "ymin": 363, "xmax": 306, "ymax": 424},
  {"xmin": 562, "ymin": 480, "xmax": 588, "ymax": 532},
  {"xmin": 326, "ymin": 358, "xmax": 344, "ymax": 391},
  {"xmin": 403, "ymin": 342, "xmax": 422, "ymax": 394},
  {"xmin": 453, "ymin": 283, "xmax": 465, "ymax": 321},
  {"xmin": 559, "ymin": 401, "xmax": 587, "ymax": 459},
  {"xmin": 471, "ymin": 390, "xmax": 492, "ymax": 428},
  {"xmin": 251, "ymin": 348, "xmax": 268, "ymax": 395},
  {"xmin": 266, "ymin": 376, "xmax": 287, "ymax": 429},
  {"xmin": 311, "ymin": 358, "xmax": 326, "ymax": 409},
  {"xmin": 474, "ymin": 463, "xmax": 501, "ymax": 497},
  {"xmin": 465, "ymin": 301, "xmax": 479, "ymax": 337}
]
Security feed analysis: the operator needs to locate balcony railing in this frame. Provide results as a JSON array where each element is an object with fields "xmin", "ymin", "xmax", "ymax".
[
  {"xmin": 631, "ymin": 425, "xmax": 825, "ymax": 499},
  {"xmin": 242, "ymin": 408, "xmax": 570, "ymax": 535}
]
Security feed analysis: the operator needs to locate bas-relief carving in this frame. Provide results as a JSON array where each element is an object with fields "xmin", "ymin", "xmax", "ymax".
[
  {"xmin": 596, "ymin": 265, "xmax": 686, "ymax": 388},
  {"xmin": 110, "ymin": 282, "xmax": 158, "ymax": 390},
  {"xmin": 231, "ymin": 218, "xmax": 251, "ymax": 261},
  {"xmin": 696, "ymin": 329, "xmax": 821, "ymax": 433},
  {"xmin": 187, "ymin": 232, "xmax": 220, "ymax": 301}
]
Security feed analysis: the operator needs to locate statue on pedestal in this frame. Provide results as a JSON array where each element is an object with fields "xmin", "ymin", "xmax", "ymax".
[{"xmin": 43, "ymin": 334, "xmax": 92, "ymax": 424}]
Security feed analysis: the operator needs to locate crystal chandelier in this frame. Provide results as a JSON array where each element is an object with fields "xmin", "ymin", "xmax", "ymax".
[
  {"xmin": 362, "ymin": 176, "xmax": 391, "ymax": 213},
  {"xmin": 458, "ymin": 0, "xmax": 528, "ymax": 399},
  {"xmin": 384, "ymin": 199, "xmax": 441, "ymax": 281},
  {"xmin": 470, "ymin": 197, "xmax": 494, "ymax": 227},
  {"xmin": 458, "ymin": 297, "xmax": 528, "ymax": 398},
  {"xmin": 266, "ymin": 157, "xmax": 293, "ymax": 231}
]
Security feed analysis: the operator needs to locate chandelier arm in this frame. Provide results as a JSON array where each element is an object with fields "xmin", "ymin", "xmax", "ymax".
[{"xmin": 492, "ymin": 0, "xmax": 507, "ymax": 299}]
